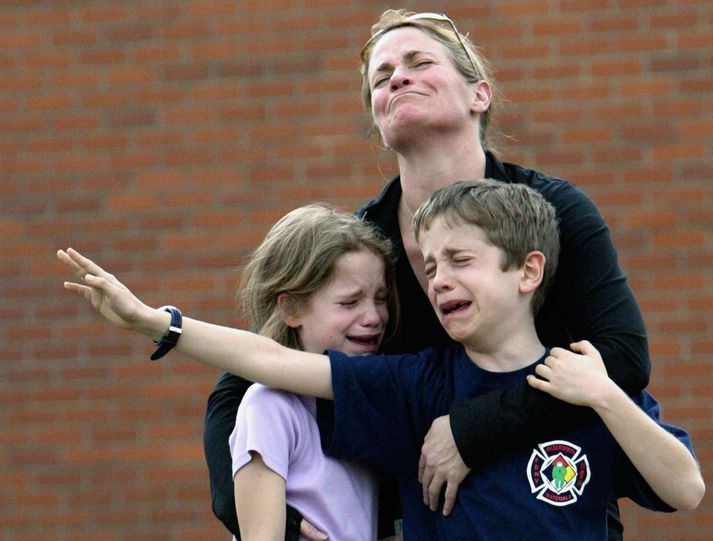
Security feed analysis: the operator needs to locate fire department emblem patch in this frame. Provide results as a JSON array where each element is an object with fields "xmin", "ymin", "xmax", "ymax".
[{"xmin": 527, "ymin": 440, "xmax": 590, "ymax": 506}]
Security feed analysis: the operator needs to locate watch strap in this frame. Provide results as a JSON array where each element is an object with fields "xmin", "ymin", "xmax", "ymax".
[{"xmin": 150, "ymin": 306, "xmax": 182, "ymax": 361}]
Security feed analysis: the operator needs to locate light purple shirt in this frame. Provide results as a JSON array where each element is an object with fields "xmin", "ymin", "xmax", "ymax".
[{"xmin": 229, "ymin": 384, "xmax": 378, "ymax": 541}]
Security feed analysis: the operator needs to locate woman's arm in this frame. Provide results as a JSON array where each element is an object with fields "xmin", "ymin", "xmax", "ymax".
[
  {"xmin": 234, "ymin": 453, "xmax": 287, "ymax": 541},
  {"xmin": 529, "ymin": 341, "xmax": 705, "ymax": 511},
  {"xmin": 57, "ymin": 248, "xmax": 333, "ymax": 398}
]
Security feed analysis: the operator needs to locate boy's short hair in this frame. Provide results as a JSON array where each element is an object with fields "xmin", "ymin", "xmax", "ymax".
[{"xmin": 412, "ymin": 179, "xmax": 560, "ymax": 314}]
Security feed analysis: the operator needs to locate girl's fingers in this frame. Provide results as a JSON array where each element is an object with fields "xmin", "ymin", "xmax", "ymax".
[
  {"xmin": 59, "ymin": 248, "xmax": 113, "ymax": 286},
  {"xmin": 58, "ymin": 249, "xmax": 93, "ymax": 281},
  {"xmin": 63, "ymin": 281, "xmax": 82, "ymax": 291},
  {"xmin": 57, "ymin": 249, "xmax": 83, "ymax": 277},
  {"xmin": 63, "ymin": 281, "xmax": 95, "ymax": 302},
  {"xmin": 66, "ymin": 248, "xmax": 106, "ymax": 278}
]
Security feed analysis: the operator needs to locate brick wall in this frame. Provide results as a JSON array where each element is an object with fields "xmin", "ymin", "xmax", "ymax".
[{"xmin": 1, "ymin": 1, "xmax": 711, "ymax": 540}]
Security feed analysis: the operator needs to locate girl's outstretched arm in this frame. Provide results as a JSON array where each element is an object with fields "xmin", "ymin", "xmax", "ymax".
[
  {"xmin": 528, "ymin": 340, "xmax": 705, "ymax": 511},
  {"xmin": 57, "ymin": 248, "xmax": 333, "ymax": 399}
]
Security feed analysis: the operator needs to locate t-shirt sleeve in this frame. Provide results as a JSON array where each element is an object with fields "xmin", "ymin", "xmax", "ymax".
[
  {"xmin": 229, "ymin": 384, "xmax": 302, "ymax": 481},
  {"xmin": 612, "ymin": 391, "xmax": 697, "ymax": 511},
  {"xmin": 450, "ymin": 180, "xmax": 650, "ymax": 468},
  {"xmin": 318, "ymin": 350, "xmax": 440, "ymax": 480}
]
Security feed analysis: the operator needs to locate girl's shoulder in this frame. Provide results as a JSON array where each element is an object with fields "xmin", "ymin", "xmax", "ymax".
[{"xmin": 241, "ymin": 384, "xmax": 311, "ymax": 417}]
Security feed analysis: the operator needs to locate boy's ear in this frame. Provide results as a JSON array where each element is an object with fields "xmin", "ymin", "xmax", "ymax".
[
  {"xmin": 277, "ymin": 293, "xmax": 301, "ymax": 328},
  {"xmin": 519, "ymin": 251, "xmax": 545, "ymax": 294}
]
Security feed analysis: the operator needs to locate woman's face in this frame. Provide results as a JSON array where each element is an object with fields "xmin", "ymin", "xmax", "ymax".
[
  {"xmin": 367, "ymin": 26, "xmax": 476, "ymax": 148},
  {"xmin": 290, "ymin": 249, "xmax": 389, "ymax": 356}
]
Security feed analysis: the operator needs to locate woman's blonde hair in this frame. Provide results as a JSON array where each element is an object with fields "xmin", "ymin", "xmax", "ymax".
[
  {"xmin": 360, "ymin": 9, "xmax": 498, "ymax": 151},
  {"xmin": 239, "ymin": 203, "xmax": 399, "ymax": 350}
]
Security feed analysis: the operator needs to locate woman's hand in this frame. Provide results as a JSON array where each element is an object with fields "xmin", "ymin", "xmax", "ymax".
[
  {"xmin": 418, "ymin": 415, "xmax": 470, "ymax": 516},
  {"xmin": 300, "ymin": 519, "xmax": 328, "ymax": 540}
]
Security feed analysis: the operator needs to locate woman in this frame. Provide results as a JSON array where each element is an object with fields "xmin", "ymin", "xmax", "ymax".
[{"xmin": 205, "ymin": 9, "xmax": 650, "ymax": 539}]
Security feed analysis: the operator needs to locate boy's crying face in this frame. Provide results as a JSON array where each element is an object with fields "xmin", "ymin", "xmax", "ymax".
[{"xmin": 419, "ymin": 217, "xmax": 526, "ymax": 352}]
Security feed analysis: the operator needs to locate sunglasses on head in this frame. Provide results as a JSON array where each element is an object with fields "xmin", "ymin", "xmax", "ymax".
[{"xmin": 364, "ymin": 12, "xmax": 480, "ymax": 77}]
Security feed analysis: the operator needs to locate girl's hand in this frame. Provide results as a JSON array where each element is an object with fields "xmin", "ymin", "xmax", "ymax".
[{"xmin": 57, "ymin": 248, "xmax": 156, "ymax": 335}]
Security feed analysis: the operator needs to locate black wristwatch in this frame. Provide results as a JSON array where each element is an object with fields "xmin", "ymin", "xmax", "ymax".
[{"xmin": 150, "ymin": 305, "xmax": 183, "ymax": 361}]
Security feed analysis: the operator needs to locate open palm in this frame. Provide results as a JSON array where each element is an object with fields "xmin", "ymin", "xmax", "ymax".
[{"xmin": 57, "ymin": 247, "xmax": 149, "ymax": 331}]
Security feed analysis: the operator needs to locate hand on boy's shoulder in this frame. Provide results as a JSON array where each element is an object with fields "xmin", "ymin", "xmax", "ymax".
[{"xmin": 527, "ymin": 340, "xmax": 616, "ymax": 408}]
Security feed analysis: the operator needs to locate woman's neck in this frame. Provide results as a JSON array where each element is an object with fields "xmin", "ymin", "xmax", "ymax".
[
  {"xmin": 396, "ymin": 138, "xmax": 487, "ymax": 210},
  {"xmin": 395, "ymin": 138, "xmax": 488, "ymax": 294}
]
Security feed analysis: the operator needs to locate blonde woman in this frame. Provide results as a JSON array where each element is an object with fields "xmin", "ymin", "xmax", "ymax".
[{"xmin": 205, "ymin": 10, "xmax": 653, "ymax": 539}]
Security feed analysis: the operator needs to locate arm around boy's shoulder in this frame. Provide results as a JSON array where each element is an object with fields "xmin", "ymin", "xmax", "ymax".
[{"xmin": 539, "ymin": 177, "xmax": 650, "ymax": 393}]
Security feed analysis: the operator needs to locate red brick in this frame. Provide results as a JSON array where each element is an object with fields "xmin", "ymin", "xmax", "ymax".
[
  {"xmin": 106, "ymin": 65, "xmax": 155, "ymax": 84},
  {"xmin": 594, "ymin": 58, "xmax": 644, "ymax": 77},
  {"xmin": 652, "ymin": 230, "xmax": 705, "ymax": 249},
  {"xmin": 652, "ymin": 141, "xmax": 707, "ymax": 161},
  {"xmin": 656, "ymin": 317, "xmax": 708, "ymax": 333},
  {"xmin": 678, "ymin": 30, "xmax": 713, "ymax": 48},
  {"xmin": 689, "ymin": 295, "xmax": 713, "ymax": 311},
  {"xmin": 680, "ymin": 76, "xmax": 713, "ymax": 93},
  {"xmin": 619, "ymin": 78, "xmax": 673, "ymax": 97},
  {"xmin": 134, "ymin": 43, "xmax": 182, "ymax": 63},
  {"xmin": 52, "ymin": 28, "xmax": 98, "ymax": 46},
  {"xmin": 186, "ymin": 0, "xmax": 238, "ymax": 17},
  {"xmin": 191, "ymin": 40, "xmax": 240, "ymax": 60},
  {"xmin": 161, "ymin": 20, "xmax": 211, "ymax": 40},
  {"xmin": 496, "ymin": 0, "xmax": 548, "ymax": 16},
  {"xmin": 107, "ymin": 23, "xmax": 154, "ymax": 42},
  {"xmin": 560, "ymin": 125, "xmax": 613, "ymax": 144},
  {"xmin": 4, "ymin": 2, "xmax": 713, "ymax": 540}
]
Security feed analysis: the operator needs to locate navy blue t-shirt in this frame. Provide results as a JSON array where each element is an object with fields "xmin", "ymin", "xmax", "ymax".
[{"xmin": 319, "ymin": 345, "xmax": 692, "ymax": 541}]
